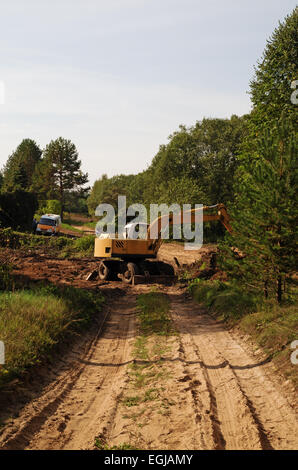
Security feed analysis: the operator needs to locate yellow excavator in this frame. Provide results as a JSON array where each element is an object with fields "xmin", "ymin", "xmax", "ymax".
[{"xmin": 94, "ymin": 203, "xmax": 232, "ymax": 284}]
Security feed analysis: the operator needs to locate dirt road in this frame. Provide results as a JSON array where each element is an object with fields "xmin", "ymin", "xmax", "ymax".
[{"xmin": 0, "ymin": 282, "xmax": 296, "ymax": 450}]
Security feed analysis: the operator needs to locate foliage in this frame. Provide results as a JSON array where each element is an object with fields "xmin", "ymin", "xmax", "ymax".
[
  {"xmin": 0, "ymin": 228, "xmax": 94, "ymax": 257},
  {"xmin": 38, "ymin": 199, "xmax": 62, "ymax": 217},
  {"xmin": 36, "ymin": 137, "xmax": 89, "ymax": 219},
  {"xmin": 218, "ymin": 10, "xmax": 298, "ymax": 302},
  {"xmin": 87, "ymin": 173, "xmax": 135, "ymax": 216},
  {"xmin": 87, "ymin": 116, "xmax": 247, "ymax": 241},
  {"xmin": 0, "ymin": 190, "xmax": 38, "ymax": 231},
  {"xmin": 249, "ymin": 7, "xmax": 298, "ymax": 130},
  {"xmin": 189, "ymin": 279, "xmax": 259, "ymax": 320},
  {"xmin": 0, "ymin": 263, "xmax": 13, "ymax": 290},
  {"xmin": 0, "ymin": 285, "xmax": 104, "ymax": 386},
  {"xmin": 73, "ymin": 235, "xmax": 94, "ymax": 253},
  {"xmin": 136, "ymin": 292, "xmax": 173, "ymax": 335},
  {"xmin": 2, "ymin": 139, "xmax": 42, "ymax": 192},
  {"xmin": 63, "ymin": 188, "xmax": 90, "ymax": 214},
  {"xmin": 220, "ymin": 120, "xmax": 297, "ymax": 302}
]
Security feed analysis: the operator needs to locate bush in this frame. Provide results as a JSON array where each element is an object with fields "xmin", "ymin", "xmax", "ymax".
[
  {"xmin": 0, "ymin": 190, "xmax": 38, "ymax": 231},
  {"xmin": 189, "ymin": 279, "xmax": 259, "ymax": 320},
  {"xmin": 39, "ymin": 199, "xmax": 61, "ymax": 216},
  {"xmin": 74, "ymin": 235, "xmax": 94, "ymax": 253}
]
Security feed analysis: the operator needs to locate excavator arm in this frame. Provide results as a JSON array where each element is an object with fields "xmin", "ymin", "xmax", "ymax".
[{"xmin": 147, "ymin": 203, "xmax": 232, "ymax": 254}]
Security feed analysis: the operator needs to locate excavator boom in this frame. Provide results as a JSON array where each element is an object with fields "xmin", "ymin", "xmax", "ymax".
[
  {"xmin": 147, "ymin": 203, "xmax": 232, "ymax": 253},
  {"xmin": 94, "ymin": 203, "xmax": 232, "ymax": 284}
]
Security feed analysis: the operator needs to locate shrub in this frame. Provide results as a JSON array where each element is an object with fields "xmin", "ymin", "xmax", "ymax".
[
  {"xmin": 0, "ymin": 190, "xmax": 38, "ymax": 231},
  {"xmin": 189, "ymin": 279, "xmax": 259, "ymax": 319}
]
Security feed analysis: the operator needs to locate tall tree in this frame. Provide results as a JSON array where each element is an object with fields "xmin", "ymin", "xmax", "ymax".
[
  {"xmin": 221, "ymin": 9, "xmax": 298, "ymax": 302},
  {"xmin": 146, "ymin": 116, "xmax": 247, "ymax": 207},
  {"xmin": 249, "ymin": 7, "xmax": 298, "ymax": 130},
  {"xmin": 220, "ymin": 122, "xmax": 297, "ymax": 302},
  {"xmin": 42, "ymin": 138, "xmax": 88, "ymax": 219},
  {"xmin": 2, "ymin": 139, "xmax": 42, "ymax": 192}
]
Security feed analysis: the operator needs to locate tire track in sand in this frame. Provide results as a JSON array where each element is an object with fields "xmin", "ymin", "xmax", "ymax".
[
  {"xmin": 0, "ymin": 294, "xmax": 137, "ymax": 450},
  {"xmin": 168, "ymin": 288, "xmax": 297, "ymax": 450}
]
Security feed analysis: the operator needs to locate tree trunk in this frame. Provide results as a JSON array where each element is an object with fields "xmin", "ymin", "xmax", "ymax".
[{"xmin": 59, "ymin": 173, "xmax": 64, "ymax": 222}]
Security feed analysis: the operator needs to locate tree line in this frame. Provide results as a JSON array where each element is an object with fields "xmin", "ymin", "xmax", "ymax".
[
  {"xmin": 0, "ymin": 7, "xmax": 296, "ymax": 301},
  {"xmin": 1, "ymin": 137, "xmax": 89, "ymax": 221},
  {"xmin": 87, "ymin": 8, "xmax": 297, "ymax": 302}
]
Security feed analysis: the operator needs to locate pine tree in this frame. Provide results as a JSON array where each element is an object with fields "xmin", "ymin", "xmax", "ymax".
[
  {"xmin": 249, "ymin": 7, "xmax": 298, "ymax": 130},
  {"xmin": 2, "ymin": 139, "xmax": 42, "ymax": 192},
  {"xmin": 220, "ymin": 9, "xmax": 298, "ymax": 303},
  {"xmin": 41, "ymin": 138, "xmax": 88, "ymax": 219},
  {"xmin": 220, "ymin": 122, "xmax": 297, "ymax": 302}
]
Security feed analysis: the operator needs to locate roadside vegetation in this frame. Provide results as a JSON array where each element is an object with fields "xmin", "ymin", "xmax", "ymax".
[
  {"xmin": 189, "ymin": 279, "xmax": 298, "ymax": 386},
  {"xmin": 0, "ymin": 227, "xmax": 94, "ymax": 257},
  {"xmin": 185, "ymin": 10, "xmax": 298, "ymax": 387},
  {"xmin": 0, "ymin": 283, "xmax": 104, "ymax": 387}
]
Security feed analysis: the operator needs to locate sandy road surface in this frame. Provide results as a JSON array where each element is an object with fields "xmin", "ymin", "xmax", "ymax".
[{"xmin": 0, "ymin": 284, "xmax": 296, "ymax": 450}]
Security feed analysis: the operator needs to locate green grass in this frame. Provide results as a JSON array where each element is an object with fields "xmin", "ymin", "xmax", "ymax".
[
  {"xmin": 189, "ymin": 279, "xmax": 259, "ymax": 320},
  {"xmin": 0, "ymin": 285, "xmax": 104, "ymax": 386},
  {"xmin": 122, "ymin": 395, "xmax": 142, "ymax": 407},
  {"xmin": 0, "ymin": 228, "xmax": 94, "ymax": 258},
  {"xmin": 136, "ymin": 292, "xmax": 173, "ymax": 336},
  {"xmin": 190, "ymin": 279, "xmax": 298, "ymax": 386},
  {"xmin": 94, "ymin": 438, "xmax": 138, "ymax": 450},
  {"xmin": 85, "ymin": 221, "xmax": 98, "ymax": 229},
  {"xmin": 60, "ymin": 223, "xmax": 82, "ymax": 232},
  {"xmin": 122, "ymin": 292, "xmax": 175, "ymax": 407},
  {"xmin": 239, "ymin": 301, "xmax": 298, "ymax": 386}
]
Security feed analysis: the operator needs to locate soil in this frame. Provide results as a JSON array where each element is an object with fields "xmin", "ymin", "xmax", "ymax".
[{"xmin": 0, "ymin": 245, "xmax": 296, "ymax": 450}]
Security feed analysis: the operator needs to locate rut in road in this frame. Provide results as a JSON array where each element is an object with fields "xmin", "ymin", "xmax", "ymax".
[
  {"xmin": 0, "ymin": 286, "xmax": 296, "ymax": 450},
  {"xmin": 0, "ymin": 293, "xmax": 137, "ymax": 450},
  {"xmin": 168, "ymin": 288, "xmax": 297, "ymax": 450}
]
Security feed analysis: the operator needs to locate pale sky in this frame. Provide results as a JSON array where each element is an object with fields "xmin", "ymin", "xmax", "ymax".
[{"xmin": 0, "ymin": 0, "xmax": 296, "ymax": 185}]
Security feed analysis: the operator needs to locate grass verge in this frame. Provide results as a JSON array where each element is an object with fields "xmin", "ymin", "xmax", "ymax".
[
  {"xmin": 0, "ymin": 284, "xmax": 104, "ymax": 387},
  {"xmin": 189, "ymin": 279, "xmax": 298, "ymax": 387}
]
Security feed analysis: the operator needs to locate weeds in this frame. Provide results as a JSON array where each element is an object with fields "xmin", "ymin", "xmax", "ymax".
[
  {"xmin": 122, "ymin": 395, "xmax": 141, "ymax": 407},
  {"xmin": 190, "ymin": 278, "xmax": 298, "ymax": 386},
  {"xmin": 0, "ymin": 285, "xmax": 104, "ymax": 387},
  {"xmin": 136, "ymin": 292, "xmax": 173, "ymax": 335},
  {"xmin": 189, "ymin": 279, "xmax": 259, "ymax": 320},
  {"xmin": 95, "ymin": 438, "xmax": 138, "ymax": 450},
  {"xmin": 0, "ymin": 228, "xmax": 94, "ymax": 258}
]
